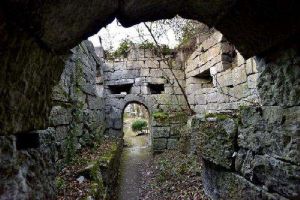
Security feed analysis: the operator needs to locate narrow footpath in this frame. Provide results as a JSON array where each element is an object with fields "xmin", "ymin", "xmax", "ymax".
[{"xmin": 118, "ymin": 118, "xmax": 151, "ymax": 200}]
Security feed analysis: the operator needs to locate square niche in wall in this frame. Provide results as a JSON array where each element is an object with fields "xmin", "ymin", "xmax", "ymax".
[
  {"xmin": 148, "ymin": 83, "xmax": 165, "ymax": 94},
  {"xmin": 108, "ymin": 84, "xmax": 133, "ymax": 94},
  {"xmin": 194, "ymin": 69, "xmax": 213, "ymax": 88}
]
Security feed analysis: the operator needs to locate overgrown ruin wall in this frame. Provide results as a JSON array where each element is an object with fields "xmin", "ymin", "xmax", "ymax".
[
  {"xmin": 0, "ymin": 1, "xmax": 299, "ymax": 199},
  {"xmin": 187, "ymin": 39, "xmax": 300, "ymax": 199},
  {"xmin": 103, "ymin": 47, "xmax": 189, "ymax": 151},
  {"xmin": 0, "ymin": 41, "xmax": 107, "ymax": 198},
  {"xmin": 49, "ymin": 41, "xmax": 106, "ymax": 166},
  {"xmin": 186, "ymin": 31, "xmax": 260, "ymax": 114}
]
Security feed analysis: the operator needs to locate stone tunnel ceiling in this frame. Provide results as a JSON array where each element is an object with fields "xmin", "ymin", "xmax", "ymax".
[{"xmin": 1, "ymin": 0, "xmax": 300, "ymax": 58}]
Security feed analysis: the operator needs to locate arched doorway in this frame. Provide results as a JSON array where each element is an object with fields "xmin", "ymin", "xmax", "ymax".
[
  {"xmin": 122, "ymin": 102, "xmax": 151, "ymax": 148},
  {"xmin": 118, "ymin": 102, "xmax": 151, "ymax": 200}
]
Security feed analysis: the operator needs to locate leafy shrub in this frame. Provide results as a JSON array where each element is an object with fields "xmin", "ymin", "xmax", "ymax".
[
  {"xmin": 131, "ymin": 120, "xmax": 148, "ymax": 132},
  {"xmin": 161, "ymin": 45, "xmax": 172, "ymax": 55},
  {"xmin": 113, "ymin": 39, "xmax": 133, "ymax": 58},
  {"xmin": 139, "ymin": 41, "xmax": 155, "ymax": 49}
]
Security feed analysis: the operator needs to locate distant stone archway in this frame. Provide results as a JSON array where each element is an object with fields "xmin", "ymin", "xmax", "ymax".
[
  {"xmin": 105, "ymin": 93, "xmax": 154, "ymax": 138},
  {"xmin": 122, "ymin": 100, "xmax": 152, "ymax": 144},
  {"xmin": 121, "ymin": 97, "xmax": 152, "ymax": 133}
]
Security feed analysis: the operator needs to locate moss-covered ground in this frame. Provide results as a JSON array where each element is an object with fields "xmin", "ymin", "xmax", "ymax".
[
  {"xmin": 56, "ymin": 138, "xmax": 119, "ymax": 200},
  {"xmin": 139, "ymin": 150, "xmax": 210, "ymax": 200}
]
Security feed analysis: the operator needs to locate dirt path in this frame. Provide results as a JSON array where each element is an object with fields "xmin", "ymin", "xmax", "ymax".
[{"xmin": 118, "ymin": 117, "xmax": 151, "ymax": 200}]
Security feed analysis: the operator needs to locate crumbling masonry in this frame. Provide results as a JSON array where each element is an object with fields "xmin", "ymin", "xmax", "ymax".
[{"xmin": 0, "ymin": 1, "xmax": 299, "ymax": 199}]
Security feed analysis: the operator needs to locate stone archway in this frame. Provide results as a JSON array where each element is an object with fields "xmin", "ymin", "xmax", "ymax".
[
  {"xmin": 122, "ymin": 100, "xmax": 151, "ymax": 144},
  {"xmin": 105, "ymin": 93, "xmax": 154, "ymax": 138},
  {"xmin": 0, "ymin": 1, "xmax": 299, "ymax": 200},
  {"xmin": 1, "ymin": 0, "xmax": 299, "ymax": 136}
]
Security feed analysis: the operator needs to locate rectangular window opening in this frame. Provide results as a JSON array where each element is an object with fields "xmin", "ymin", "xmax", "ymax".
[
  {"xmin": 194, "ymin": 69, "xmax": 213, "ymax": 88},
  {"xmin": 148, "ymin": 83, "xmax": 165, "ymax": 94},
  {"xmin": 16, "ymin": 132, "xmax": 40, "ymax": 150},
  {"xmin": 109, "ymin": 84, "xmax": 133, "ymax": 94}
]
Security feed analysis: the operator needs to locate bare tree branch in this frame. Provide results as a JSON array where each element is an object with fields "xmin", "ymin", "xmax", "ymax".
[{"xmin": 143, "ymin": 22, "xmax": 194, "ymax": 115}]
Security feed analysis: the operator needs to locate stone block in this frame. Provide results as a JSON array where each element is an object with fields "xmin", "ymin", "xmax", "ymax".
[
  {"xmin": 130, "ymin": 86, "xmax": 141, "ymax": 94},
  {"xmin": 237, "ymin": 153, "xmax": 300, "ymax": 199},
  {"xmin": 150, "ymin": 69, "xmax": 163, "ymax": 77},
  {"xmin": 51, "ymin": 84, "xmax": 69, "ymax": 102},
  {"xmin": 153, "ymin": 138, "xmax": 167, "ymax": 151},
  {"xmin": 170, "ymin": 123, "xmax": 182, "ymax": 137},
  {"xmin": 232, "ymin": 65, "xmax": 247, "ymax": 86},
  {"xmin": 218, "ymin": 102, "xmax": 238, "ymax": 111},
  {"xmin": 203, "ymin": 163, "xmax": 288, "ymax": 200},
  {"xmin": 215, "ymin": 69, "xmax": 233, "ymax": 87},
  {"xmin": 167, "ymin": 139, "xmax": 178, "ymax": 150},
  {"xmin": 81, "ymin": 84, "xmax": 97, "ymax": 96},
  {"xmin": 164, "ymin": 86, "xmax": 175, "ymax": 95},
  {"xmin": 245, "ymin": 58, "xmax": 254, "ymax": 75},
  {"xmin": 55, "ymin": 126, "xmax": 69, "ymax": 141},
  {"xmin": 238, "ymin": 106, "xmax": 300, "ymax": 164},
  {"xmin": 87, "ymin": 96, "xmax": 104, "ymax": 110},
  {"xmin": 188, "ymin": 94, "xmax": 196, "ymax": 105},
  {"xmin": 152, "ymin": 127, "xmax": 170, "ymax": 138},
  {"xmin": 141, "ymin": 85, "xmax": 149, "ymax": 95},
  {"xmin": 135, "ymin": 77, "xmax": 145, "ymax": 85},
  {"xmin": 140, "ymin": 68, "xmax": 150, "ymax": 77},
  {"xmin": 195, "ymin": 94, "xmax": 207, "ymax": 105},
  {"xmin": 235, "ymin": 51, "xmax": 245, "ymax": 67},
  {"xmin": 206, "ymin": 103, "xmax": 219, "ymax": 112},
  {"xmin": 230, "ymin": 83, "xmax": 249, "ymax": 100},
  {"xmin": 195, "ymin": 105, "xmax": 207, "ymax": 113},
  {"xmin": 147, "ymin": 77, "xmax": 165, "ymax": 84},
  {"xmin": 197, "ymin": 118, "xmax": 238, "ymax": 169},
  {"xmin": 206, "ymin": 92, "xmax": 218, "ymax": 103},
  {"xmin": 247, "ymin": 73, "xmax": 258, "ymax": 89},
  {"xmin": 201, "ymin": 32, "xmax": 222, "ymax": 51},
  {"xmin": 172, "ymin": 69, "xmax": 185, "ymax": 80},
  {"xmin": 50, "ymin": 106, "xmax": 72, "ymax": 126}
]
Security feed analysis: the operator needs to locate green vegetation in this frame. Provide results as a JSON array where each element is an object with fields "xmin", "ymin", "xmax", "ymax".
[
  {"xmin": 178, "ymin": 21, "xmax": 204, "ymax": 46},
  {"xmin": 153, "ymin": 111, "xmax": 169, "ymax": 121},
  {"xmin": 57, "ymin": 139, "xmax": 120, "ymax": 200},
  {"xmin": 113, "ymin": 39, "xmax": 133, "ymax": 58},
  {"xmin": 139, "ymin": 41, "xmax": 155, "ymax": 49},
  {"xmin": 131, "ymin": 120, "xmax": 148, "ymax": 132},
  {"xmin": 161, "ymin": 45, "xmax": 172, "ymax": 55},
  {"xmin": 205, "ymin": 113, "xmax": 230, "ymax": 121},
  {"xmin": 55, "ymin": 177, "xmax": 66, "ymax": 190},
  {"xmin": 139, "ymin": 151, "xmax": 208, "ymax": 199}
]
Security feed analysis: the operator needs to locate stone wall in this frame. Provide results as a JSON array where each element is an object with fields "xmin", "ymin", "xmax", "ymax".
[
  {"xmin": 188, "ymin": 47, "xmax": 300, "ymax": 199},
  {"xmin": 103, "ymin": 47, "xmax": 189, "ymax": 151},
  {"xmin": 0, "ymin": 41, "xmax": 107, "ymax": 199},
  {"xmin": 0, "ymin": 26, "xmax": 64, "ymax": 199},
  {"xmin": 186, "ymin": 31, "xmax": 261, "ymax": 114},
  {"xmin": 0, "ymin": 28, "xmax": 65, "ymax": 135},
  {"xmin": 0, "ymin": 130, "xmax": 56, "ymax": 199},
  {"xmin": 50, "ymin": 41, "xmax": 106, "ymax": 165}
]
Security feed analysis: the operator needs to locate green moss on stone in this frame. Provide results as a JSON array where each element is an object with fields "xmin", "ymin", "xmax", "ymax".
[
  {"xmin": 205, "ymin": 113, "xmax": 230, "ymax": 121},
  {"xmin": 99, "ymin": 142, "xmax": 118, "ymax": 166},
  {"xmin": 153, "ymin": 111, "xmax": 169, "ymax": 121},
  {"xmin": 55, "ymin": 177, "xmax": 66, "ymax": 191}
]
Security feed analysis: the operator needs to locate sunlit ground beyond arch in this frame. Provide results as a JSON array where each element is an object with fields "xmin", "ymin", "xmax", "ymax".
[
  {"xmin": 122, "ymin": 102, "xmax": 150, "ymax": 148},
  {"xmin": 118, "ymin": 102, "xmax": 151, "ymax": 200}
]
